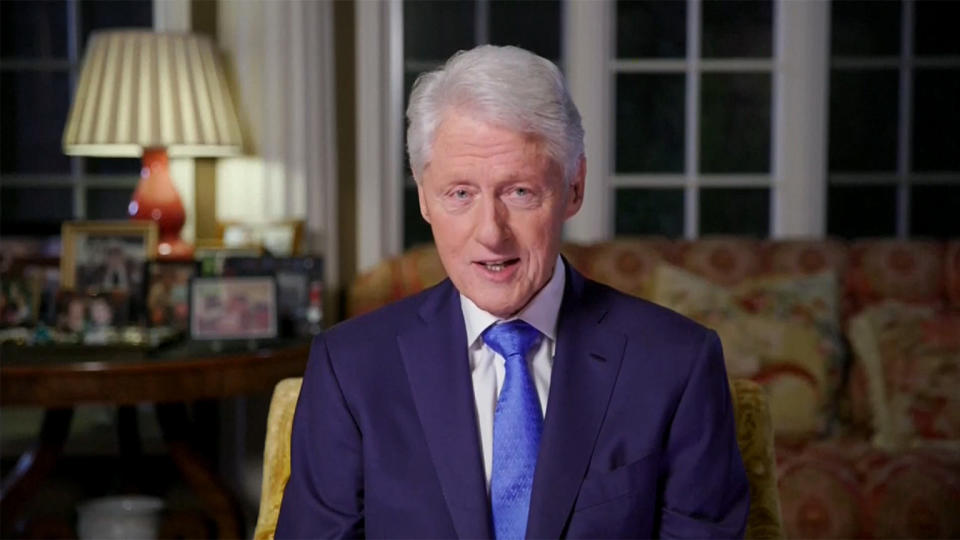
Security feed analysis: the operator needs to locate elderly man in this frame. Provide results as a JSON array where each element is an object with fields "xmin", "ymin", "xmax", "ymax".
[{"xmin": 276, "ymin": 45, "xmax": 748, "ymax": 539}]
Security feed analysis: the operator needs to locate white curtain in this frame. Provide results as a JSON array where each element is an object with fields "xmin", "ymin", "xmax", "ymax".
[{"xmin": 217, "ymin": 0, "xmax": 338, "ymax": 278}]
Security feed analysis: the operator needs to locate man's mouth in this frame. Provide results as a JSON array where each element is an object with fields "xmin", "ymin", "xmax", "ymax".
[{"xmin": 476, "ymin": 258, "xmax": 520, "ymax": 273}]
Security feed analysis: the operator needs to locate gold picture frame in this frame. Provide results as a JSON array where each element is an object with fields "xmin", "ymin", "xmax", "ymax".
[
  {"xmin": 60, "ymin": 221, "xmax": 158, "ymax": 292},
  {"xmin": 216, "ymin": 220, "xmax": 304, "ymax": 256}
]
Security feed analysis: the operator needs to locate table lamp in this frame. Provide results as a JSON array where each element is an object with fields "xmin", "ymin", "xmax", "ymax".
[{"xmin": 62, "ymin": 31, "xmax": 243, "ymax": 260}]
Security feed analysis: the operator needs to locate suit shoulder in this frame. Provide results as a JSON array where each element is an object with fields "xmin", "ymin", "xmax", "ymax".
[{"xmin": 322, "ymin": 280, "xmax": 447, "ymax": 344}]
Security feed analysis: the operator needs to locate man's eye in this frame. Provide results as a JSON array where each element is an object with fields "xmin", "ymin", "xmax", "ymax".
[
  {"xmin": 453, "ymin": 189, "xmax": 469, "ymax": 199},
  {"xmin": 508, "ymin": 187, "xmax": 534, "ymax": 199}
]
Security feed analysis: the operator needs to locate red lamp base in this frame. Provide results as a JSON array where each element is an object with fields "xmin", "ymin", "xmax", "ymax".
[{"xmin": 129, "ymin": 148, "xmax": 194, "ymax": 260}]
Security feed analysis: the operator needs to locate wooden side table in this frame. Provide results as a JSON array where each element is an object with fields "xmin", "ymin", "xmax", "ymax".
[{"xmin": 0, "ymin": 339, "xmax": 311, "ymax": 539}]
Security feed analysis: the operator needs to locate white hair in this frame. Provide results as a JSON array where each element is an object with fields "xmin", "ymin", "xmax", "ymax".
[{"xmin": 406, "ymin": 45, "xmax": 584, "ymax": 184}]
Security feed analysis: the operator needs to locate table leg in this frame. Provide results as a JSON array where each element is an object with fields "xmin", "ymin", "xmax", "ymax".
[
  {"xmin": 0, "ymin": 408, "xmax": 74, "ymax": 537},
  {"xmin": 116, "ymin": 405, "xmax": 143, "ymax": 493},
  {"xmin": 155, "ymin": 402, "xmax": 245, "ymax": 539}
]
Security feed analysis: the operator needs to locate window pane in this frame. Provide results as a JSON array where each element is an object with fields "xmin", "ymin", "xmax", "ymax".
[
  {"xmin": 615, "ymin": 188, "xmax": 684, "ymax": 237},
  {"xmin": 827, "ymin": 184, "xmax": 897, "ymax": 238},
  {"xmin": 615, "ymin": 74, "xmax": 685, "ymax": 173},
  {"xmin": 701, "ymin": 0, "xmax": 772, "ymax": 58},
  {"xmin": 831, "ymin": 0, "xmax": 901, "ymax": 57},
  {"xmin": 616, "ymin": 0, "xmax": 685, "ymax": 59},
  {"xmin": 700, "ymin": 187, "xmax": 769, "ymax": 236},
  {"xmin": 911, "ymin": 184, "xmax": 960, "ymax": 238},
  {"xmin": 404, "ymin": 0, "xmax": 475, "ymax": 62},
  {"xmin": 700, "ymin": 73, "xmax": 771, "ymax": 173},
  {"xmin": 87, "ymin": 188, "xmax": 135, "ymax": 220},
  {"xmin": 489, "ymin": 0, "xmax": 561, "ymax": 62},
  {"xmin": 403, "ymin": 184, "xmax": 433, "ymax": 249},
  {"xmin": 828, "ymin": 70, "xmax": 898, "ymax": 172},
  {"xmin": 915, "ymin": 0, "xmax": 960, "ymax": 56},
  {"xmin": 913, "ymin": 69, "xmax": 960, "ymax": 172},
  {"xmin": 0, "ymin": 71, "xmax": 71, "ymax": 174},
  {"xmin": 0, "ymin": 187, "xmax": 73, "ymax": 235},
  {"xmin": 0, "ymin": 0, "xmax": 68, "ymax": 59},
  {"xmin": 86, "ymin": 157, "xmax": 142, "ymax": 176},
  {"xmin": 80, "ymin": 0, "xmax": 152, "ymax": 50}
]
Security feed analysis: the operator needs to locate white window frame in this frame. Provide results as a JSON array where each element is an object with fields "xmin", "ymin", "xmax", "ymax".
[
  {"xmin": 828, "ymin": 0, "xmax": 960, "ymax": 238},
  {"xmin": 356, "ymin": 0, "xmax": 830, "ymax": 270},
  {"xmin": 566, "ymin": 0, "xmax": 828, "ymax": 241}
]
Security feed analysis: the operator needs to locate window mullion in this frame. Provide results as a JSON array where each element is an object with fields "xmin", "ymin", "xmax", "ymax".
[
  {"xmin": 684, "ymin": 0, "xmax": 702, "ymax": 239},
  {"xmin": 67, "ymin": 0, "xmax": 86, "ymax": 219},
  {"xmin": 896, "ymin": 0, "xmax": 915, "ymax": 237},
  {"xmin": 475, "ymin": 0, "xmax": 489, "ymax": 45}
]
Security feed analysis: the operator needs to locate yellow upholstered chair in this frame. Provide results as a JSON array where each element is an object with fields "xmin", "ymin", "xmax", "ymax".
[
  {"xmin": 254, "ymin": 377, "xmax": 303, "ymax": 540},
  {"xmin": 254, "ymin": 377, "xmax": 783, "ymax": 540}
]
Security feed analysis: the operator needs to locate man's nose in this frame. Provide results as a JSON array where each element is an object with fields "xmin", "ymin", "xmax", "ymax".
[{"xmin": 474, "ymin": 195, "xmax": 511, "ymax": 248}]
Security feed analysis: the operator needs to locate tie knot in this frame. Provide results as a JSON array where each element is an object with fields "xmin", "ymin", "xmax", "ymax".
[{"xmin": 482, "ymin": 320, "xmax": 542, "ymax": 361}]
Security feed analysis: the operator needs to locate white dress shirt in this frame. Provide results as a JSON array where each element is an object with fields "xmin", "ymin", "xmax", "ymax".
[{"xmin": 460, "ymin": 256, "xmax": 566, "ymax": 491}]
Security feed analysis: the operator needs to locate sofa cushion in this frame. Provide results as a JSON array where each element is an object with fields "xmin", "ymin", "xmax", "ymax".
[
  {"xmin": 347, "ymin": 244, "xmax": 445, "ymax": 317},
  {"xmin": 776, "ymin": 440, "xmax": 866, "ymax": 539},
  {"xmin": 576, "ymin": 238, "xmax": 675, "ymax": 300},
  {"xmin": 776, "ymin": 438, "xmax": 960, "ymax": 539},
  {"xmin": 847, "ymin": 240, "xmax": 945, "ymax": 315},
  {"xmin": 651, "ymin": 263, "xmax": 842, "ymax": 437},
  {"xmin": 763, "ymin": 239, "xmax": 850, "ymax": 277},
  {"xmin": 848, "ymin": 301, "xmax": 960, "ymax": 450},
  {"xmin": 677, "ymin": 237, "xmax": 764, "ymax": 287}
]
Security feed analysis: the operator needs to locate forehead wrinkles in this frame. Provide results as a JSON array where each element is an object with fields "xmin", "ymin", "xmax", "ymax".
[{"xmin": 429, "ymin": 118, "xmax": 551, "ymax": 179}]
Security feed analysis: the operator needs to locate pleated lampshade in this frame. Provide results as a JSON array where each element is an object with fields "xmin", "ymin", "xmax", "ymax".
[
  {"xmin": 62, "ymin": 30, "xmax": 243, "ymax": 157},
  {"xmin": 62, "ymin": 30, "xmax": 244, "ymax": 260}
]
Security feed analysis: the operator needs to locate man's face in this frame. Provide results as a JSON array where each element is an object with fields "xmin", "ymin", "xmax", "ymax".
[{"xmin": 417, "ymin": 109, "xmax": 584, "ymax": 318}]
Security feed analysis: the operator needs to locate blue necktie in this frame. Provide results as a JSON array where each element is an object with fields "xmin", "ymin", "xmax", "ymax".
[{"xmin": 483, "ymin": 320, "xmax": 544, "ymax": 540}]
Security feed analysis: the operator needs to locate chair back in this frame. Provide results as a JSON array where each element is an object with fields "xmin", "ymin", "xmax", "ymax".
[
  {"xmin": 730, "ymin": 378, "xmax": 785, "ymax": 539},
  {"xmin": 253, "ymin": 377, "xmax": 302, "ymax": 540},
  {"xmin": 254, "ymin": 377, "xmax": 783, "ymax": 539}
]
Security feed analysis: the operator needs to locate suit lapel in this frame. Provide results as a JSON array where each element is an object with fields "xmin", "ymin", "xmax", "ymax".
[
  {"xmin": 526, "ymin": 267, "xmax": 627, "ymax": 538},
  {"xmin": 397, "ymin": 280, "xmax": 493, "ymax": 539}
]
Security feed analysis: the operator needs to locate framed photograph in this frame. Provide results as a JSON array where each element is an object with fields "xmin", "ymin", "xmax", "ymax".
[
  {"xmin": 61, "ymin": 221, "xmax": 157, "ymax": 293},
  {"xmin": 217, "ymin": 220, "xmax": 304, "ymax": 256},
  {"xmin": 194, "ymin": 242, "xmax": 264, "ymax": 277},
  {"xmin": 190, "ymin": 276, "xmax": 278, "ymax": 340},
  {"xmin": 21, "ymin": 259, "xmax": 61, "ymax": 326},
  {"xmin": 221, "ymin": 256, "xmax": 324, "ymax": 336},
  {"xmin": 0, "ymin": 236, "xmax": 60, "ymax": 274},
  {"xmin": 0, "ymin": 275, "xmax": 37, "ymax": 327},
  {"xmin": 146, "ymin": 261, "xmax": 198, "ymax": 330},
  {"xmin": 55, "ymin": 290, "xmax": 131, "ymax": 334}
]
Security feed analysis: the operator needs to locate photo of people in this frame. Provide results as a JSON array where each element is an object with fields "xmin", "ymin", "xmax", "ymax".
[
  {"xmin": 146, "ymin": 262, "xmax": 196, "ymax": 330},
  {"xmin": 0, "ymin": 278, "xmax": 35, "ymax": 327},
  {"xmin": 54, "ymin": 291, "xmax": 130, "ymax": 335},
  {"xmin": 73, "ymin": 235, "xmax": 147, "ymax": 296},
  {"xmin": 190, "ymin": 277, "xmax": 277, "ymax": 340},
  {"xmin": 221, "ymin": 256, "xmax": 324, "ymax": 336}
]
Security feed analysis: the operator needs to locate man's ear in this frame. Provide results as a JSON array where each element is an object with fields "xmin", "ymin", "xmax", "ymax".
[
  {"xmin": 416, "ymin": 177, "xmax": 431, "ymax": 224},
  {"xmin": 564, "ymin": 155, "xmax": 586, "ymax": 220}
]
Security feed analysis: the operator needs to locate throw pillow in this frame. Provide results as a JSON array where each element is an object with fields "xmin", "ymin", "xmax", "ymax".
[
  {"xmin": 651, "ymin": 263, "xmax": 842, "ymax": 437},
  {"xmin": 847, "ymin": 301, "xmax": 960, "ymax": 451}
]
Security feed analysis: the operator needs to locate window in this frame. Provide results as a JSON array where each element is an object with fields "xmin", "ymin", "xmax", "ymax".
[
  {"xmin": 0, "ymin": 0, "xmax": 152, "ymax": 236},
  {"xmin": 401, "ymin": 0, "xmax": 562, "ymax": 248},
  {"xmin": 613, "ymin": 0, "xmax": 775, "ymax": 238},
  {"xmin": 827, "ymin": 0, "xmax": 960, "ymax": 238}
]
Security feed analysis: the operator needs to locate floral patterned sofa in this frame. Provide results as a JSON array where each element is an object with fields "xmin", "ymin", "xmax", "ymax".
[{"xmin": 347, "ymin": 237, "xmax": 960, "ymax": 539}]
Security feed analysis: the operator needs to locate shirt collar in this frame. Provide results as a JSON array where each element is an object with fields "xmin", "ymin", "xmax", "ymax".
[{"xmin": 461, "ymin": 256, "xmax": 565, "ymax": 347}]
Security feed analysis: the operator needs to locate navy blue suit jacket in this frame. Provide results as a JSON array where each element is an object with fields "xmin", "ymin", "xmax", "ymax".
[{"xmin": 276, "ymin": 264, "xmax": 749, "ymax": 538}]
